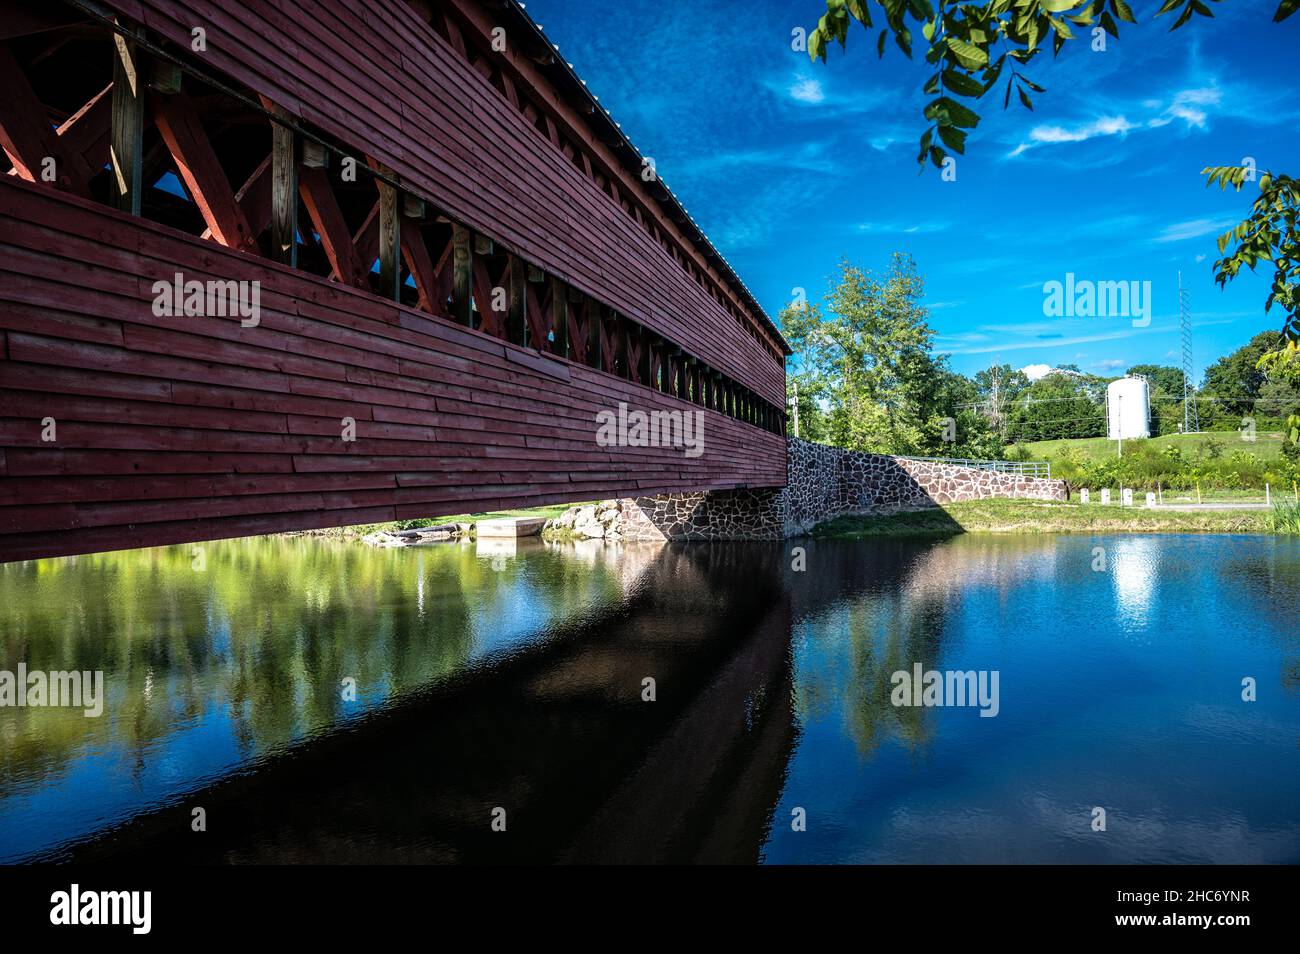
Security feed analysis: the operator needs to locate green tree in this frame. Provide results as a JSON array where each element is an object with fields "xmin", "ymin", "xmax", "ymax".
[
  {"xmin": 1004, "ymin": 371, "xmax": 1106, "ymax": 442},
  {"xmin": 1256, "ymin": 377, "xmax": 1300, "ymax": 423},
  {"xmin": 1127, "ymin": 364, "xmax": 1185, "ymax": 397},
  {"xmin": 1200, "ymin": 331, "xmax": 1287, "ymax": 417},
  {"xmin": 783, "ymin": 253, "xmax": 940, "ymax": 453}
]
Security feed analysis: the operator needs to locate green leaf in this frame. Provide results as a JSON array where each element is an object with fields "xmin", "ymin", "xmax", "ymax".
[
  {"xmin": 937, "ymin": 124, "xmax": 968, "ymax": 154},
  {"xmin": 1277, "ymin": 0, "xmax": 1300, "ymax": 23},
  {"xmin": 896, "ymin": 25, "xmax": 913, "ymax": 57},
  {"xmin": 945, "ymin": 36, "xmax": 989, "ymax": 69},
  {"xmin": 1042, "ymin": 0, "xmax": 1079, "ymax": 11},
  {"xmin": 1018, "ymin": 86, "xmax": 1034, "ymax": 111},
  {"xmin": 847, "ymin": 0, "xmax": 873, "ymax": 25},
  {"xmin": 1112, "ymin": 0, "xmax": 1137, "ymax": 23},
  {"xmin": 809, "ymin": 28, "xmax": 827, "ymax": 61},
  {"xmin": 1170, "ymin": 2, "xmax": 1195, "ymax": 29},
  {"xmin": 942, "ymin": 68, "xmax": 986, "ymax": 96},
  {"xmin": 925, "ymin": 95, "xmax": 981, "ymax": 128}
]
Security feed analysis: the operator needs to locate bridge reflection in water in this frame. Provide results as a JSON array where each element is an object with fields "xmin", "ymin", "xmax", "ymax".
[
  {"xmin": 4, "ymin": 533, "xmax": 1299, "ymax": 864},
  {"xmin": 19, "ymin": 539, "xmax": 804, "ymax": 864}
]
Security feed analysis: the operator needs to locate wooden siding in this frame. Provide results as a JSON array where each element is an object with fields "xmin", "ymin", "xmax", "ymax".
[
  {"xmin": 0, "ymin": 178, "xmax": 786, "ymax": 561},
  {"xmin": 95, "ymin": 0, "xmax": 788, "ymax": 407}
]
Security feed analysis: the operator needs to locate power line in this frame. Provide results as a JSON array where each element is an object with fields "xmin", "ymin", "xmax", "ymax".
[{"xmin": 954, "ymin": 393, "xmax": 1279, "ymax": 410}]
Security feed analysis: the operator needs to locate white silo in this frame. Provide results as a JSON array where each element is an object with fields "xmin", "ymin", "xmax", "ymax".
[{"xmin": 1107, "ymin": 376, "xmax": 1150, "ymax": 440}]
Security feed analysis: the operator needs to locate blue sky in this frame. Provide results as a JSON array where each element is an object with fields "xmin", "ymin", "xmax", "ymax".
[{"xmin": 523, "ymin": 0, "xmax": 1297, "ymax": 381}]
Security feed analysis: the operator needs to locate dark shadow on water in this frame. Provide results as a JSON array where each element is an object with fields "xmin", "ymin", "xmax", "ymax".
[{"xmin": 64, "ymin": 542, "xmax": 803, "ymax": 864}]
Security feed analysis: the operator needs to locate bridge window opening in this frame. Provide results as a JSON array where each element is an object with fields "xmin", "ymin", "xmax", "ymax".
[
  {"xmin": 0, "ymin": 5, "xmax": 788, "ymax": 438},
  {"xmin": 422, "ymin": 1, "xmax": 785, "ymax": 368}
]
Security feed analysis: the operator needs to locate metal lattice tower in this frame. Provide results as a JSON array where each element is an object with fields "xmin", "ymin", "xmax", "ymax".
[{"xmin": 1179, "ymin": 272, "xmax": 1199, "ymax": 433}]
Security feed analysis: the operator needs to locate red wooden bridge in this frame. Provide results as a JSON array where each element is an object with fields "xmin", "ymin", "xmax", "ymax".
[{"xmin": 0, "ymin": 0, "xmax": 790, "ymax": 561}]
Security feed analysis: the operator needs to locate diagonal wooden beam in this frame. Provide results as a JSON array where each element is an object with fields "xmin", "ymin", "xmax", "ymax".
[
  {"xmin": 400, "ymin": 216, "xmax": 438, "ymax": 313},
  {"xmin": 524, "ymin": 274, "xmax": 548, "ymax": 351},
  {"xmin": 202, "ymin": 152, "xmax": 271, "ymax": 242},
  {"xmin": 152, "ymin": 90, "xmax": 258, "ymax": 252},
  {"xmin": 566, "ymin": 293, "xmax": 588, "ymax": 365},
  {"xmin": 351, "ymin": 200, "xmax": 380, "ymax": 274},
  {"xmin": 298, "ymin": 165, "xmax": 366, "ymax": 286},
  {"xmin": 57, "ymin": 83, "xmax": 112, "ymax": 177},
  {"xmin": 431, "ymin": 231, "xmax": 454, "ymax": 317},
  {"xmin": 0, "ymin": 46, "xmax": 92, "ymax": 192},
  {"xmin": 472, "ymin": 255, "xmax": 502, "ymax": 337}
]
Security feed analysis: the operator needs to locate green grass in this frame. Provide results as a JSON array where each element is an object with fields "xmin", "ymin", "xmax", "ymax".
[
  {"xmin": 1017, "ymin": 430, "xmax": 1287, "ymax": 463},
  {"xmin": 813, "ymin": 498, "xmax": 1275, "ymax": 538},
  {"xmin": 1271, "ymin": 499, "xmax": 1300, "ymax": 533}
]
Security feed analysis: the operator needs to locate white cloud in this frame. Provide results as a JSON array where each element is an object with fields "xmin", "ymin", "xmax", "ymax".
[
  {"xmin": 1006, "ymin": 87, "xmax": 1226, "ymax": 158},
  {"xmin": 789, "ymin": 76, "xmax": 825, "ymax": 104},
  {"xmin": 1155, "ymin": 218, "xmax": 1235, "ymax": 243},
  {"xmin": 1164, "ymin": 87, "xmax": 1221, "ymax": 128},
  {"xmin": 855, "ymin": 219, "xmax": 951, "ymax": 235},
  {"xmin": 1009, "ymin": 116, "xmax": 1134, "ymax": 156},
  {"xmin": 1021, "ymin": 363, "xmax": 1054, "ymax": 380}
]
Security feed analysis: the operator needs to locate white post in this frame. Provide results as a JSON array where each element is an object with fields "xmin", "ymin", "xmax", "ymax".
[
  {"xmin": 1266, "ymin": 483, "xmax": 1271, "ymax": 506},
  {"xmin": 1081, "ymin": 488, "xmax": 1090, "ymax": 504}
]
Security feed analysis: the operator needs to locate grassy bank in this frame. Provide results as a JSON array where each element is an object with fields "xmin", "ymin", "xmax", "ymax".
[
  {"xmin": 1008, "ymin": 431, "xmax": 1299, "ymax": 495},
  {"xmin": 1017, "ymin": 430, "xmax": 1288, "ymax": 463},
  {"xmin": 813, "ymin": 498, "xmax": 1277, "ymax": 538}
]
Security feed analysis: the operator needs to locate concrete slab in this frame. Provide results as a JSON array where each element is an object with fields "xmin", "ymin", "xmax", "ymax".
[{"xmin": 475, "ymin": 516, "xmax": 547, "ymax": 538}]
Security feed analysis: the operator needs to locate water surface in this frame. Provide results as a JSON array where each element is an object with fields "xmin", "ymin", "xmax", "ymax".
[{"xmin": 1, "ymin": 532, "xmax": 1296, "ymax": 863}]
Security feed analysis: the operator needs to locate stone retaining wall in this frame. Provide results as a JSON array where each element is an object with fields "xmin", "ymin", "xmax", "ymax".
[{"xmin": 549, "ymin": 438, "xmax": 1068, "ymax": 542}]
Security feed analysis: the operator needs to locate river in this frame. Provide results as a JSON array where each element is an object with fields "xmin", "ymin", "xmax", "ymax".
[{"xmin": 1, "ymin": 532, "xmax": 1297, "ymax": 863}]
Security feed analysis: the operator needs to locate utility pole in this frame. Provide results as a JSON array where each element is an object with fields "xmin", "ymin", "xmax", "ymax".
[{"xmin": 1179, "ymin": 271, "xmax": 1199, "ymax": 434}]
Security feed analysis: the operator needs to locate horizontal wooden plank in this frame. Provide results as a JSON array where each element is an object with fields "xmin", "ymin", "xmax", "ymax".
[{"xmin": 0, "ymin": 143, "xmax": 785, "ymax": 561}]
